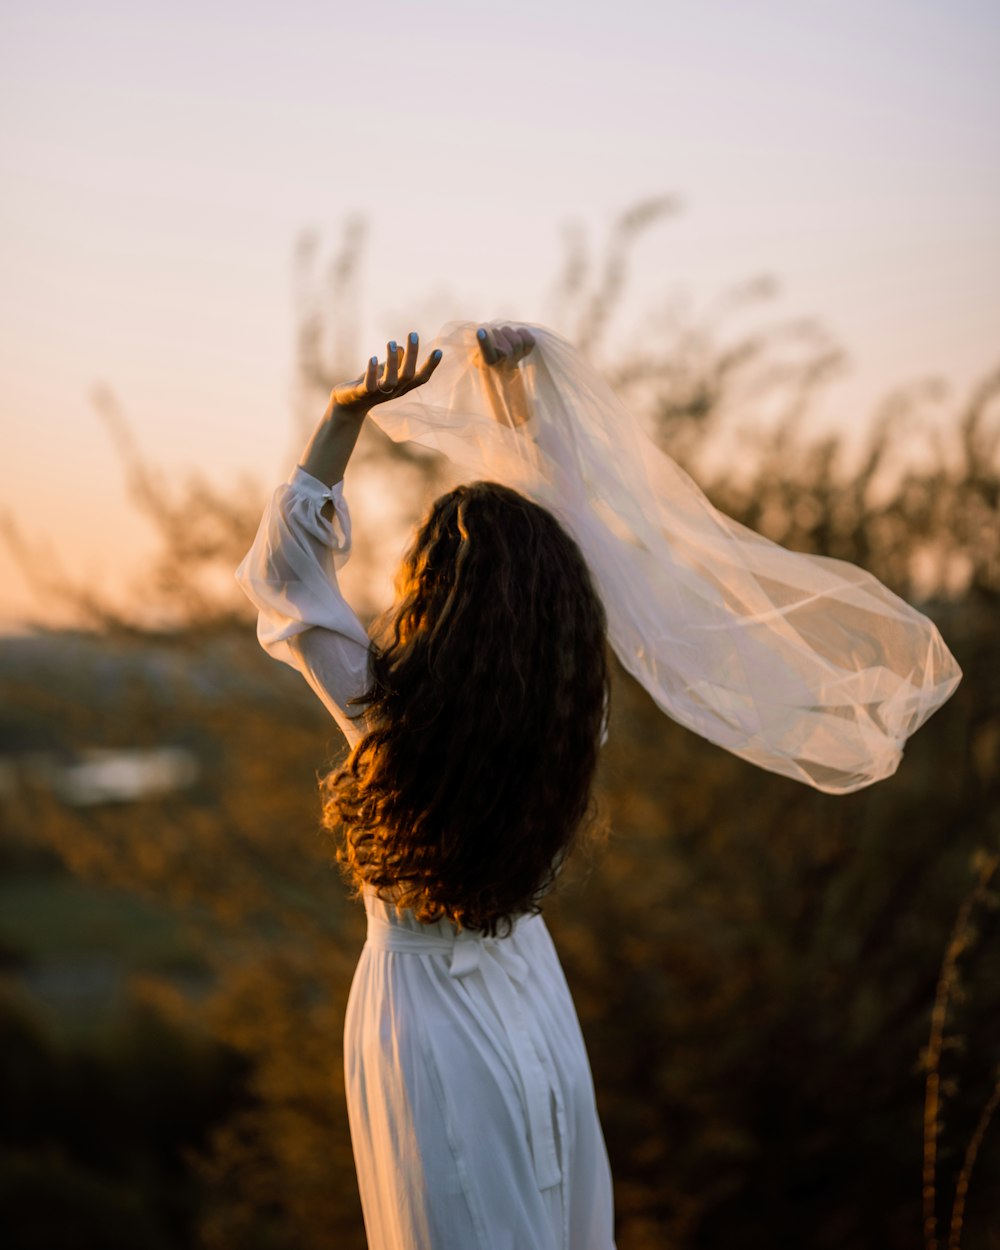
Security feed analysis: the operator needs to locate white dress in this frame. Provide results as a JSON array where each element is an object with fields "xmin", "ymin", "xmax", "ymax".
[{"xmin": 235, "ymin": 465, "xmax": 617, "ymax": 1250}]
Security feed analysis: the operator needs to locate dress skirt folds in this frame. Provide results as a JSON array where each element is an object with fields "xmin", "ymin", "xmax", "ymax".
[
  {"xmin": 234, "ymin": 466, "xmax": 616, "ymax": 1248},
  {"xmin": 346, "ymin": 890, "xmax": 615, "ymax": 1250}
]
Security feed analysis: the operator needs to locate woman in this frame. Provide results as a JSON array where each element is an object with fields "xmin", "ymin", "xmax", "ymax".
[
  {"xmin": 236, "ymin": 324, "xmax": 617, "ymax": 1250},
  {"xmin": 237, "ymin": 314, "xmax": 961, "ymax": 1248}
]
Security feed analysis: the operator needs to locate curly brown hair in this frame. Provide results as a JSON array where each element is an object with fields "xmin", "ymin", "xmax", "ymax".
[{"xmin": 321, "ymin": 479, "xmax": 610, "ymax": 936}]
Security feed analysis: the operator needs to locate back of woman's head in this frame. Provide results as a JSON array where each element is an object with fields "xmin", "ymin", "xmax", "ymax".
[{"xmin": 322, "ymin": 479, "xmax": 610, "ymax": 936}]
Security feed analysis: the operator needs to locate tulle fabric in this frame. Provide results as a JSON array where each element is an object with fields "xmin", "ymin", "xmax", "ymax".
[{"xmin": 366, "ymin": 319, "xmax": 962, "ymax": 795}]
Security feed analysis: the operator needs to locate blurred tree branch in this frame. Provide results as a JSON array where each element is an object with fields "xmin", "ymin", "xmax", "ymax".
[{"xmin": 3, "ymin": 201, "xmax": 997, "ymax": 639}]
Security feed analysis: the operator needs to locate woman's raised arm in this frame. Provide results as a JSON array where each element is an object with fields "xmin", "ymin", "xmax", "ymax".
[
  {"xmin": 235, "ymin": 332, "xmax": 443, "ymax": 747},
  {"xmin": 474, "ymin": 324, "xmax": 536, "ymax": 429},
  {"xmin": 301, "ymin": 331, "xmax": 444, "ymax": 493}
]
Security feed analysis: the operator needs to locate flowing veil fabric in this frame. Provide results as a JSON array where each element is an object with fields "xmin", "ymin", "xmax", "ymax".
[{"xmin": 363, "ymin": 318, "xmax": 961, "ymax": 795}]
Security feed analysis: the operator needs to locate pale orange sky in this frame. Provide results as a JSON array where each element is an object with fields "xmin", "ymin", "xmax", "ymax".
[{"xmin": 2, "ymin": 0, "xmax": 998, "ymax": 630}]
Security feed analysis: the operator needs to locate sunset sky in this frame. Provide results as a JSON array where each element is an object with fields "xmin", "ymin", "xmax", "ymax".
[{"xmin": 2, "ymin": 0, "xmax": 998, "ymax": 630}]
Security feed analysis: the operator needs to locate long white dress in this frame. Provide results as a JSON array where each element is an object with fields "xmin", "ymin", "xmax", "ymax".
[{"xmin": 235, "ymin": 464, "xmax": 617, "ymax": 1250}]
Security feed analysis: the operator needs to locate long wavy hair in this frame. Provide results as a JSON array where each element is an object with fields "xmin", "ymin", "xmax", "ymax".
[{"xmin": 321, "ymin": 479, "xmax": 611, "ymax": 937}]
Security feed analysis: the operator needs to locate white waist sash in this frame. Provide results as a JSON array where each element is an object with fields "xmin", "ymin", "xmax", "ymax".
[{"xmin": 364, "ymin": 910, "xmax": 563, "ymax": 1192}]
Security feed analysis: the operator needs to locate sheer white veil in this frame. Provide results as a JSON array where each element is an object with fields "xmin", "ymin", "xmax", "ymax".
[{"xmin": 364, "ymin": 318, "xmax": 962, "ymax": 795}]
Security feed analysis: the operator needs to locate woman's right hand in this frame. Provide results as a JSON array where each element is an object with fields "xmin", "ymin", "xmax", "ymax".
[
  {"xmin": 302, "ymin": 332, "xmax": 441, "ymax": 488},
  {"xmin": 329, "ymin": 331, "xmax": 443, "ymax": 416}
]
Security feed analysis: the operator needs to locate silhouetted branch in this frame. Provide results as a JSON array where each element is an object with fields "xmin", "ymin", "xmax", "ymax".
[{"xmin": 922, "ymin": 849, "xmax": 1000, "ymax": 1250}]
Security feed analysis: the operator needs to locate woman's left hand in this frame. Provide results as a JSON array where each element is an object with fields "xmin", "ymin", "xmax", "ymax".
[
  {"xmin": 476, "ymin": 324, "xmax": 536, "ymax": 368},
  {"xmin": 475, "ymin": 324, "xmax": 536, "ymax": 428}
]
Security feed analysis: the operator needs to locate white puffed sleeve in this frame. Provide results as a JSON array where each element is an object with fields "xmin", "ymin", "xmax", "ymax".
[{"xmin": 235, "ymin": 465, "xmax": 373, "ymax": 750}]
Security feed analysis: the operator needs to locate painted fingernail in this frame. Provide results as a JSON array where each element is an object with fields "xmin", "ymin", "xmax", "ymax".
[
  {"xmin": 370, "ymin": 355, "xmax": 378, "ymax": 366},
  {"xmin": 477, "ymin": 328, "xmax": 486, "ymax": 339},
  {"xmin": 409, "ymin": 331, "xmax": 417, "ymax": 344},
  {"xmin": 433, "ymin": 349, "xmax": 442, "ymax": 361}
]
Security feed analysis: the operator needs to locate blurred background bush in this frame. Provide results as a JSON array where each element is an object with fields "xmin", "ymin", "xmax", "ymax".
[{"xmin": 1, "ymin": 205, "xmax": 997, "ymax": 1249}]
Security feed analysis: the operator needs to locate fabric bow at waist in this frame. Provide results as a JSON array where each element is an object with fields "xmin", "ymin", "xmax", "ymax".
[{"xmin": 365, "ymin": 911, "xmax": 562, "ymax": 1192}]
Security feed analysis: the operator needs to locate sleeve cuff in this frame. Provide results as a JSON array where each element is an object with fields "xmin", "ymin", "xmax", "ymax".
[
  {"xmin": 284, "ymin": 465, "xmax": 352, "ymax": 554},
  {"xmin": 289, "ymin": 465, "xmax": 345, "ymax": 501}
]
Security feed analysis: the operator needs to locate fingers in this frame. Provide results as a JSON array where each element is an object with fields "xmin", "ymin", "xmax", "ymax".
[
  {"xmin": 413, "ymin": 347, "xmax": 444, "ymax": 386},
  {"xmin": 381, "ymin": 339, "xmax": 400, "ymax": 390},
  {"xmin": 335, "ymin": 354, "xmax": 378, "ymax": 409},
  {"xmin": 401, "ymin": 330, "xmax": 418, "ymax": 382},
  {"xmin": 364, "ymin": 332, "xmax": 442, "ymax": 400},
  {"xmin": 477, "ymin": 324, "xmax": 535, "ymax": 367},
  {"xmin": 330, "ymin": 334, "xmax": 440, "ymax": 413},
  {"xmin": 504, "ymin": 325, "xmax": 535, "ymax": 361},
  {"xmin": 493, "ymin": 326, "xmax": 518, "ymax": 361},
  {"xmin": 394, "ymin": 330, "xmax": 442, "ymax": 391},
  {"xmin": 363, "ymin": 322, "xmax": 532, "ymax": 405},
  {"xmin": 476, "ymin": 327, "xmax": 499, "ymax": 366}
]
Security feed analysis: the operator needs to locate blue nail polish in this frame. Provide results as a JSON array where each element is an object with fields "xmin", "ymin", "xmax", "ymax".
[
  {"xmin": 409, "ymin": 331, "xmax": 417, "ymax": 344},
  {"xmin": 477, "ymin": 329, "xmax": 486, "ymax": 340},
  {"xmin": 370, "ymin": 355, "xmax": 377, "ymax": 365},
  {"xmin": 433, "ymin": 349, "xmax": 442, "ymax": 361},
  {"xmin": 389, "ymin": 341, "xmax": 397, "ymax": 352}
]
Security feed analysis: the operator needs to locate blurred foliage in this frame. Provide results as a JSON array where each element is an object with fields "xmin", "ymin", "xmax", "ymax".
[{"xmin": 1, "ymin": 201, "xmax": 998, "ymax": 1249}]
